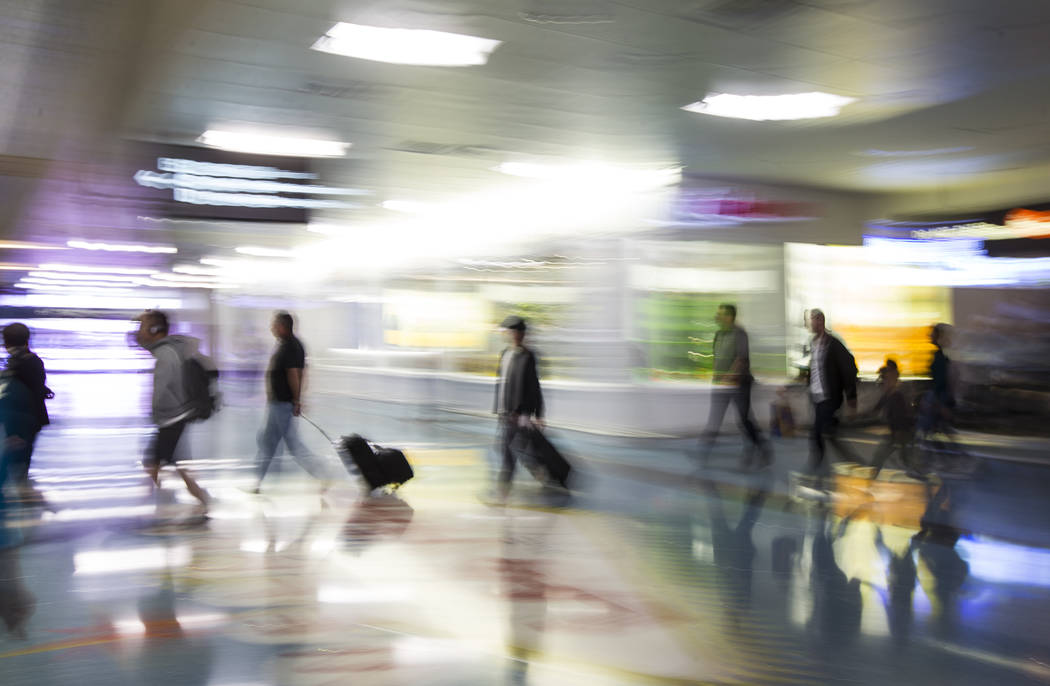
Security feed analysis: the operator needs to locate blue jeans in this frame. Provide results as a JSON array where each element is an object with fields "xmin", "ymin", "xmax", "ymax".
[{"xmin": 256, "ymin": 402, "xmax": 329, "ymax": 483}]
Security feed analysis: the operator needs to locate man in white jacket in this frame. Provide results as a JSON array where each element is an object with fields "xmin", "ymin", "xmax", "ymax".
[{"xmin": 135, "ymin": 310, "xmax": 209, "ymax": 516}]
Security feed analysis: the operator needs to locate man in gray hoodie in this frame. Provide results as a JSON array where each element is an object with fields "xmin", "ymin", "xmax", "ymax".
[{"xmin": 135, "ymin": 310, "xmax": 209, "ymax": 515}]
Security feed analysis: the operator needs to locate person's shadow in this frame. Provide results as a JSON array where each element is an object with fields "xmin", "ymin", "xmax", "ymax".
[
  {"xmin": 807, "ymin": 509, "xmax": 863, "ymax": 651},
  {"xmin": 700, "ymin": 478, "xmax": 769, "ymax": 629},
  {"xmin": 913, "ymin": 479, "xmax": 969, "ymax": 639}
]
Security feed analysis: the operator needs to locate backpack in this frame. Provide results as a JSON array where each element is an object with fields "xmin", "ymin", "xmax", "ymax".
[{"xmin": 181, "ymin": 353, "xmax": 221, "ymax": 421}]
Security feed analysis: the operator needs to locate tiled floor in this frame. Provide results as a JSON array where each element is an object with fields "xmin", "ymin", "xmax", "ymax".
[{"xmin": 2, "ymin": 376, "xmax": 1050, "ymax": 685}]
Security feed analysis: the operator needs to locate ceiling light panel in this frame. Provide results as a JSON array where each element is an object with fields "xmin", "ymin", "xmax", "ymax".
[
  {"xmin": 312, "ymin": 22, "xmax": 502, "ymax": 66},
  {"xmin": 683, "ymin": 92, "xmax": 857, "ymax": 121},
  {"xmin": 197, "ymin": 130, "xmax": 350, "ymax": 158}
]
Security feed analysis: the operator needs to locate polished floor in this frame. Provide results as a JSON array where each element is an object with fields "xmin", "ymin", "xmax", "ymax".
[{"xmin": 2, "ymin": 374, "xmax": 1050, "ymax": 685}]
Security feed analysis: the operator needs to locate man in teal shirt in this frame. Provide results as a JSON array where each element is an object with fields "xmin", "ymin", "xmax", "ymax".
[{"xmin": 699, "ymin": 304, "xmax": 772, "ymax": 471}]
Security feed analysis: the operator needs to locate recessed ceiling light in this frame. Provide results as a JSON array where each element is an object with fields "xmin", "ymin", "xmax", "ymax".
[
  {"xmin": 197, "ymin": 130, "xmax": 350, "ymax": 157},
  {"xmin": 311, "ymin": 22, "xmax": 502, "ymax": 66},
  {"xmin": 682, "ymin": 92, "xmax": 857, "ymax": 121}
]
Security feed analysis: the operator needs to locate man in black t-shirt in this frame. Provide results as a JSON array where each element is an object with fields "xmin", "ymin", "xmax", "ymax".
[
  {"xmin": 252, "ymin": 312, "xmax": 330, "ymax": 493},
  {"xmin": 2, "ymin": 323, "xmax": 52, "ymax": 501}
]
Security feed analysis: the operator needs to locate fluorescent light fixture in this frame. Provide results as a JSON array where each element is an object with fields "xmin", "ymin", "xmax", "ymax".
[
  {"xmin": 197, "ymin": 130, "xmax": 350, "ymax": 158},
  {"xmin": 234, "ymin": 246, "xmax": 296, "ymax": 258},
  {"xmin": 312, "ymin": 22, "xmax": 501, "ymax": 66},
  {"xmin": 496, "ymin": 161, "xmax": 681, "ymax": 190},
  {"xmin": 67, "ymin": 240, "xmax": 177, "ymax": 254},
  {"xmin": 38, "ymin": 263, "xmax": 158, "ymax": 275},
  {"xmin": 682, "ymin": 92, "xmax": 857, "ymax": 121}
]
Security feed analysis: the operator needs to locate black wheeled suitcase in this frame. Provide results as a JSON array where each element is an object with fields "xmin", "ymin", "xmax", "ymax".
[
  {"xmin": 517, "ymin": 427, "xmax": 572, "ymax": 489},
  {"xmin": 340, "ymin": 434, "xmax": 414, "ymax": 491},
  {"xmin": 301, "ymin": 416, "xmax": 413, "ymax": 491}
]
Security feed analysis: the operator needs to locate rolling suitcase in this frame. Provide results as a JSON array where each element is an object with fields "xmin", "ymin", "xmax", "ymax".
[
  {"xmin": 515, "ymin": 427, "xmax": 572, "ymax": 489},
  {"xmin": 341, "ymin": 434, "xmax": 414, "ymax": 491},
  {"xmin": 303, "ymin": 417, "xmax": 413, "ymax": 491}
]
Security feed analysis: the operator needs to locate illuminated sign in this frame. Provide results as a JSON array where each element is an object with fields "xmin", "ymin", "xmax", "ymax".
[
  {"xmin": 873, "ymin": 207, "xmax": 1050, "ymax": 241},
  {"xmin": 129, "ymin": 144, "xmax": 367, "ymax": 223},
  {"xmin": 667, "ymin": 188, "xmax": 816, "ymax": 226}
]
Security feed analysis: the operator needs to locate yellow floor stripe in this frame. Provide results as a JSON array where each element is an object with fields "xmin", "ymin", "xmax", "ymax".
[{"xmin": 403, "ymin": 448, "xmax": 482, "ymax": 467}]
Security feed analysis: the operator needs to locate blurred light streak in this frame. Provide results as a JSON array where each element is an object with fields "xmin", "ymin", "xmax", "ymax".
[
  {"xmin": 0, "ymin": 240, "xmax": 66, "ymax": 250},
  {"xmin": 859, "ymin": 146, "xmax": 975, "ymax": 157},
  {"xmin": 957, "ymin": 537, "xmax": 1050, "ymax": 587},
  {"xmin": 15, "ymin": 283, "xmax": 139, "ymax": 296},
  {"xmin": 38, "ymin": 263, "xmax": 159, "ymax": 275},
  {"xmin": 173, "ymin": 264, "xmax": 223, "ymax": 276},
  {"xmin": 381, "ymin": 200, "xmax": 431, "ymax": 213},
  {"xmin": 158, "ymin": 157, "xmax": 317, "ymax": 179},
  {"xmin": 135, "ymin": 170, "xmax": 363, "ymax": 196},
  {"xmin": 29, "ymin": 271, "xmax": 145, "ymax": 282},
  {"xmin": 196, "ymin": 130, "xmax": 349, "ymax": 158},
  {"xmin": 0, "ymin": 294, "xmax": 181, "ymax": 309},
  {"xmin": 683, "ymin": 92, "xmax": 856, "ymax": 121},
  {"xmin": 43, "ymin": 486, "xmax": 152, "ymax": 503},
  {"xmin": 67, "ymin": 240, "xmax": 177, "ymax": 254},
  {"xmin": 20, "ymin": 278, "xmax": 139, "ymax": 288},
  {"xmin": 234, "ymin": 246, "xmax": 296, "ymax": 258},
  {"xmin": 312, "ymin": 22, "xmax": 501, "ymax": 67},
  {"xmin": 74, "ymin": 546, "xmax": 191, "ymax": 575},
  {"xmin": 172, "ymin": 188, "xmax": 357, "ymax": 209}
]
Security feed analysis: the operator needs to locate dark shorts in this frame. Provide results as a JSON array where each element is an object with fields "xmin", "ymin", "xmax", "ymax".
[{"xmin": 144, "ymin": 420, "xmax": 188, "ymax": 468}]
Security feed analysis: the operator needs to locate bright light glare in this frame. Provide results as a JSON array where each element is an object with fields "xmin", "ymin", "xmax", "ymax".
[
  {"xmin": 0, "ymin": 294, "xmax": 181, "ymax": 309},
  {"xmin": 234, "ymin": 246, "xmax": 296, "ymax": 258},
  {"xmin": 21, "ymin": 277, "xmax": 140, "ymax": 288},
  {"xmin": 682, "ymin": 92, "xmax": 857, "ymax": 121},
  {"xmin": 197, "ymin": 130, "xmax": 349, "ymax": 158},
  {"xmin": 150, "ymin": 272, "xmax": 225, "ymax": 283},
  {"xmin": 67, "ymin": 240, "xmax": 177, "ymax": 254},
  {"xmin": 74, "ymin": 545, "xmax": 191, "ymax": 574},
  {"xmin": 312, "ymin": 22, "xmax": 502, "ymax": 66},
  {"xmin": 496, "ymin": 161, "xmax": 681, "ymax": 191},
  {"xmin": 306, "ymin": 222, "xmax": 350, "ymax": 235},
  {"xmin": 38, "ymin": 263, "xmax": 158, "ymax": 275},
  {"xmin": 29, "ymin": 271, "xmax": 143, "ymax": 282},
  {"xmin": 15, "ymin": 283, "xmax": 137, "ymax": 296},
  {"xmin": 380, "ymin": 200, "xmax": 430, "ymax": 213},
  {"xmin": 172, "ymin": 264, "xmax": 222, "ymax": 276}
]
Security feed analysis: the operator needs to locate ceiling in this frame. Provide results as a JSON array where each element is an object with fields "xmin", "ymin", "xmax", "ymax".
[
  {"xmin": 125, "ymin": 0, "xmax": 1050, "ymax": 193},
  {"xmin": 3, "ymin": 0, "xmax": 1050, "ymax": 263}
]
